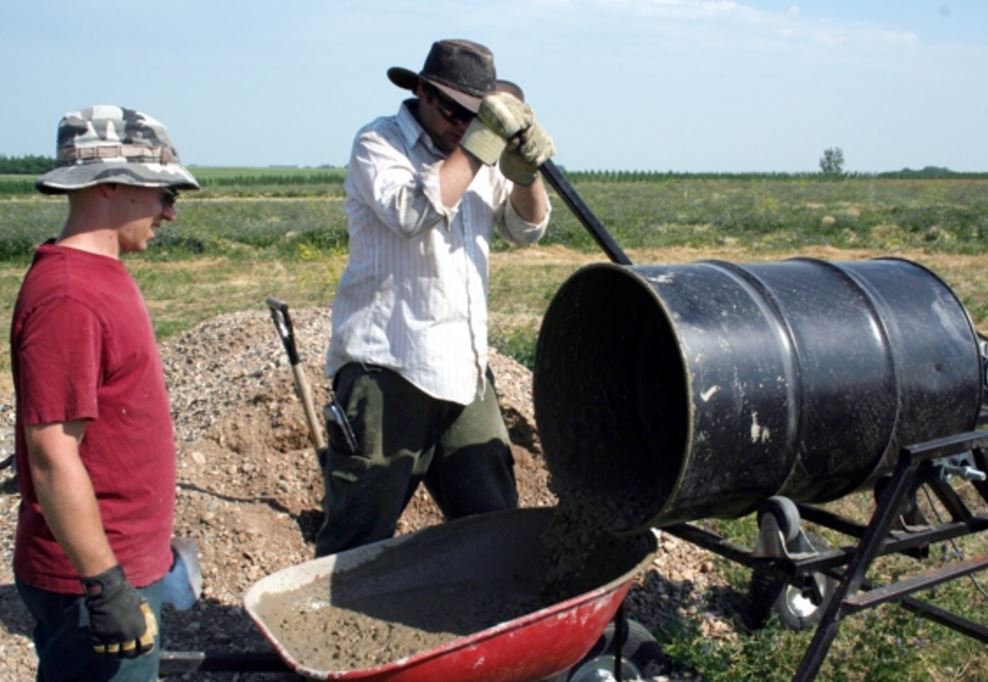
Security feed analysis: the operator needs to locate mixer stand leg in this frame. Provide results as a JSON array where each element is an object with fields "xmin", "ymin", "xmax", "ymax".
[{"xmin": 792, "ymin": 430, "xmax": 988, "ymax": 682}]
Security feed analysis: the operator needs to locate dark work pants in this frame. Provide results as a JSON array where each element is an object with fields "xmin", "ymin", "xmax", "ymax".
[
  {"xmin": 16, "ymin": 577, "xmax": 164, "ymax": 682},
  {"xmin": 314, "ymin": 363, "xmax": 518, "ymax": 557}
]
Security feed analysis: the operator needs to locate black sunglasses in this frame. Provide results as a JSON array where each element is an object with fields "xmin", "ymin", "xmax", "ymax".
[
  {"xmin": 160, "ymin": 188, "xmax": 178, "ymax": 209},
  {"xmin": 426, "ymin": 85, "xmax": 474, "ymax": 126}
]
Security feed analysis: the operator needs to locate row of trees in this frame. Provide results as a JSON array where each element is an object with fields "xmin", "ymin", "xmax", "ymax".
[
  {"xmin": 0, "ymin": 154, "xmax": 56, "ymax": 174},
  {"xmin": 817, "ymin": 147, "xmax": 979, "ymax": 178},
  {"xmin": 0, "ymin": 149, "xmax": 970, "ymax": 179}
]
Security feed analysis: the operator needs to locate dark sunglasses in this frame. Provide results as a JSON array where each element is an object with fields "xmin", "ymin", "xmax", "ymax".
[
  {"xmin": 427, "ymin": 85, "xmax": 474, "ymax": 126},
  {"xmin": 160, "ymin": 188, "xmax": 178, "ymax": 209}
]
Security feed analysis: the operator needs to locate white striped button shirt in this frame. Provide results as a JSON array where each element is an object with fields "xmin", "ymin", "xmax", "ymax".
[{"xmin": 326, "ymin": 101, "xmax": 550, "ymax": 405}]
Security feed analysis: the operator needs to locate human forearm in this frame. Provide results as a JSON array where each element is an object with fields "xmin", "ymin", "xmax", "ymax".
[
  {"xmin": 438, "ymin": 146, "xmax": 482, "ymax": 208},
  {"xmin": 26, "ymin": 421, "xmax": 117, "ymax": 578},
  {"xmin": 28, "ymin": 423, "xmax": 157, "ymax": 658},
  {"xmin": 508, "ymin": 176, "xmax": 550, "ymax": 224},
  {"xmin": 352, "ymin": 137, "xmax": 476, "ymax": 235}
]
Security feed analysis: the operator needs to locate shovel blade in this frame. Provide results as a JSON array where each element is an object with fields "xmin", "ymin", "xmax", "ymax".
[{"xmin": 163, "ymin": 537, "xmax": 203, "ymax": 611}]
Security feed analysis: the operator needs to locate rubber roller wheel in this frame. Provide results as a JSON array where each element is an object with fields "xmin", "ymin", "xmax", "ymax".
[
  {"xmin": 757, "ymin": 496, "xmax": 801, "ymax": 544},
  {"xmin": 747, "ymin": 532, "xmax": 836, "ymax": 631}
]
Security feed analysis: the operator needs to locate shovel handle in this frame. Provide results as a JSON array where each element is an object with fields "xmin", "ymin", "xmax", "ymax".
[
  {"xmin": 265, "ymin": 297, "xmax": 326, "ymax": 451},
  {"xmin": 293, "ymin": 365, "xmax": 327, "ymax": 451},
  {"xmin": 539, "ymin": 159, "xmax": 632, "ymax": 266}
]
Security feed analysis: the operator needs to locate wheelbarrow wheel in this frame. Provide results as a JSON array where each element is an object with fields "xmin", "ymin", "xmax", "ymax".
[
  {"xmin": 747, "ymin": 532, "xmax": 836, "ymax": 631},
  {"xmin": 557, "ymin": 618, "xmax": 668, "ymax": 681}
]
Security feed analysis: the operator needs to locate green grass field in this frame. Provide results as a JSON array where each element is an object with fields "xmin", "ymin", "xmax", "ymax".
[
  {"xmin": 3, "ymin": 173, "xmax": 987, "ymax": 341},
  {"xmin": 1, "ymin": 171, "xmax": 986, "ymax": 680}
]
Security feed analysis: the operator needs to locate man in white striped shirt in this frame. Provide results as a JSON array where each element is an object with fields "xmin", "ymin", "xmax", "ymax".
[{"xmin": 317, "ymin": 39, "xmax": 554, "ymax": 556}]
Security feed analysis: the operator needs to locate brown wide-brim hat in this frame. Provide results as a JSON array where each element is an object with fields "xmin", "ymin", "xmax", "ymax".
[
  {"xmin": 494, "ymin": 79, "xmax": 525, "ymax": 102},
  {"xmin": 387, "ymin": 39, "xmax": 497, "ymax": 113}
]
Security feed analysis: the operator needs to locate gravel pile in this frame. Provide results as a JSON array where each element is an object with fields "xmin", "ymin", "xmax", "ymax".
[{"xmin": 0, "ymin": 307, "xmax": 732, "ymax": 681}]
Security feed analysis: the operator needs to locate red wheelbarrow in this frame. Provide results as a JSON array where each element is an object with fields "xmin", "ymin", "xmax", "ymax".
[{"xmin": 243, "ymin": 507, "xmax": 657, "ymax": 681}]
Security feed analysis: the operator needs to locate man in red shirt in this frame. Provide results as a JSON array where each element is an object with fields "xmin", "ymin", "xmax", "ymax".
[{"xmin": 11, "ymin": 105, "xmax": 199, "ymax": 681}]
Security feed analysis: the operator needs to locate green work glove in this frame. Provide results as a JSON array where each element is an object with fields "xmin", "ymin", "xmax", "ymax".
[
  {"xmin": 460, "ymin": 92, "xmax": 534, "ymax": 165},
  {"xmin": 82, "ymin": 565, "xmax": 158, "ymax": 658},
  {"xmin": 499, "ymin": 121, "xmax": 555, "ymax": 185}
]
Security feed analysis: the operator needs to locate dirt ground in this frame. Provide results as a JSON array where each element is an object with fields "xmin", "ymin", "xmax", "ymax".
[{"xmin": 0, "ymin": 307, "xmax": 731, "ymax": 681}]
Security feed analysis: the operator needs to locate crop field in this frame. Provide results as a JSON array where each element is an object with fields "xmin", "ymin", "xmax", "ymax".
[
  {"xmin": 2, "ymin": 173, "xmax": 987, "ymax": 356},
  {"xmin": 1, "ymin": 171, "xmax": 987, "ymax": 680}
]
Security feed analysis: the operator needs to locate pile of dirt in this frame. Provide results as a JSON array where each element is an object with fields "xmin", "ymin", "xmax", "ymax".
[{"xmin": 0, "ymin": 307, "xmax": 735, "ymax": 681}]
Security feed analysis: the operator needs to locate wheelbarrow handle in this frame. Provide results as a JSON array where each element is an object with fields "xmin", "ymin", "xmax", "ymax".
[
  {"xmin": 539, "ymin": 159, "xmax": 633, "ymax": 266},
  {"xmin": 266, "ymin": 297, "xmax": 300, "ymax": 366}
]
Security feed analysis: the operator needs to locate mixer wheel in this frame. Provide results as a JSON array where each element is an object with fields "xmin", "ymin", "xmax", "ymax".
[
  {"xmin": 757, "ymin": 496, "xmax": 801, "ymax": 544},
  {"xmin": 747, "ymin": 532, "xmax": 836, "ymax": 631}
]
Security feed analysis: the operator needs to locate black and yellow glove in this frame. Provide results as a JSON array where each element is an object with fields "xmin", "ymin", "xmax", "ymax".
[{"xmin": 81, "ymin": 565, "xmax": 158, "ymax": 658}]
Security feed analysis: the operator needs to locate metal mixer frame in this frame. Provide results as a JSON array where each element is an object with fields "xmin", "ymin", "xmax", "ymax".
[{"xmin": 664, "ymin": 418, "xmax": 988, "ymax": 681}]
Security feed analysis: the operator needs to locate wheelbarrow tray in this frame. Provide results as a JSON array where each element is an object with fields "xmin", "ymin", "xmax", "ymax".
[{"xmin": 244, "ymin": 507, "xmax": 656, "ymax": 681}]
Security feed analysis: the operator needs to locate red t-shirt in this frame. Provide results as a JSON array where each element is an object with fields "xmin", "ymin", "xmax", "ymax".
[{"xmin": 12, "ymin": 243, "xmax": 175, "ymax": 593}]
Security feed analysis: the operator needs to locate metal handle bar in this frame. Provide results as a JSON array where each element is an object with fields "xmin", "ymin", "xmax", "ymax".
[{"xmin": 539, "ymin": 159, "xmax": 632, "ymax": 266}]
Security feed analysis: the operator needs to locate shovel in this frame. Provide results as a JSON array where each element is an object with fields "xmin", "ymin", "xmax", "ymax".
[
  {"xmin": 266, "ymin": 298, "xmax": 358, "ymax": 464},
  {"xmin": 162, "ymin": 537, "xmax": 203, "ymax": 611}
]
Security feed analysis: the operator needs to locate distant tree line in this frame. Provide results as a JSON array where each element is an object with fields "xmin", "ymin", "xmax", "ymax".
[
  {"xmin": 199, "ymin": 173, "xmax": 345, "ymax": 187},
  {"xmin": 1, "ymin": 151, "xmax": 984, "ymax": 186},
  {"xmin": 0, "ymin": 154, "xmax": 56, "ymax": 174},
  {"xmin": 565, "ymin": 168, "xmax": 988, "ymax": 182},
  {"xmin": 877, "ymin": 166, "xmax": 975, "ymax": 179},
  {"xmin": 564, "ymin": 170, "xmax": 830, "ymax": 182}
]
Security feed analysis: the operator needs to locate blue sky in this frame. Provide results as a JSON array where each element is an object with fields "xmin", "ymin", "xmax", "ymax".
[{"xmin": 2, "ymin": 1, "xmax": 985, "ymax": 172}]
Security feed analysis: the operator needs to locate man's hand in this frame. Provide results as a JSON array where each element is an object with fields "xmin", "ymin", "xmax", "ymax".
[
  {"xmin": 82, "ymin": 565, "xmax": 158, "ymax": 658},
  {"xmin": 499, "ymin": 121, "xmax": 555, "ymax": 186},
  {"xmin": 460, "ymin": 92, "xmax": 534, "ymax": 165}
]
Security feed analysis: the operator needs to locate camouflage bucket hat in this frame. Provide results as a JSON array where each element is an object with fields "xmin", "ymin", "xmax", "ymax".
[
  {"xmin": 387, "ymin": 39, "xmax": 496, "ymax": 113},
  {"xmin": 36, "ymin": 105, "xmax": 200, "ymax": 195}
]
